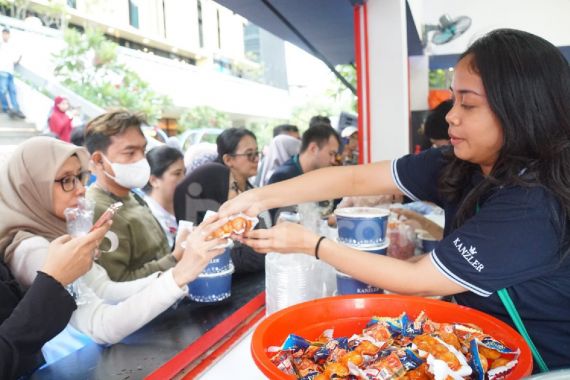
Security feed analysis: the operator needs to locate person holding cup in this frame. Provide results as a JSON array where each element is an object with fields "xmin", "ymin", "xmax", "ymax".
[
  {"xmin": 0, "ymin": 219, "xmax": 109, "ymax": 379},
  {"xmin": 0, "ymin": 137, "xmax": 228, "ymax": 364},
  {"xmin": 220, "ymin": 29, "xmax": 570, "ymax": 370}
]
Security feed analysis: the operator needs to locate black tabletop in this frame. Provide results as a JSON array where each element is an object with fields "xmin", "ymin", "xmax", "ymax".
[{"xmin": 31, "ymin": 271, "xmax": 265, "ymax": 380}]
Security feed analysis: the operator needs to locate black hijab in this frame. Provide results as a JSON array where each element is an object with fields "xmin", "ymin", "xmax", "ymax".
[
  {"xmin": 174, "ymin": 162, "xmax": 230, "ymax": 224},
  {"xmin": 173, "ymin": 162, "xmax": 266, "ymax": 274}
]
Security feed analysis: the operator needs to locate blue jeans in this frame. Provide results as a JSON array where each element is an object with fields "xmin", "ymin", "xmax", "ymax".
[{"xmin": 0, "ymin": 72, "xmax": 20, "ymax": 112}]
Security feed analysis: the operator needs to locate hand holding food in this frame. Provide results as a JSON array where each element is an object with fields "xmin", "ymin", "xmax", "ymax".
[
  {"xmin": 237, "ymin": 222, "xmax": 318, "ymax": 255},
  {"xmin": 208, "ymin": 213, "xmax": 258, "ymax": 239},
  {"xmin": 171, "ymin": 215, "xmax": 229, "ymax": 286},
  {"xmin": 218, "ymin": 190, "xmax": 265, "ymax": 218}
]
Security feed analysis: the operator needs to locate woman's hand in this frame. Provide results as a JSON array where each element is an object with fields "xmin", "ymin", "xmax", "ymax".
[
  {"xmin": 218, "ymin": 189, "xmax": 265, "ymax": 218},
  {"xmin": 42, "ymin": 221, "xmax": 112, "ymax": 286},
  {"xmin": 236, "ymin": 222, "xmax": 319, "ymax": 255},
  {"xmin": 391, "ymin": 208, "xmax": 443, "ymax": 240},
  {"xmin": 171, "ymin": 215, "xmax": 229, "ymax": 287}
]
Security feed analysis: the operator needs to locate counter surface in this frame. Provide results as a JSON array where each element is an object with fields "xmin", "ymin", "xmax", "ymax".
[{"xmin": 31, "ymin": 271, "xmax": 265, "ymax": 380}]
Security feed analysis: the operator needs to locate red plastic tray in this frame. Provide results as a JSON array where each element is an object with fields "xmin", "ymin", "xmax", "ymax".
[{"xmin": 251, "ymin": 294, "xmax": 533, "ymax": 379}]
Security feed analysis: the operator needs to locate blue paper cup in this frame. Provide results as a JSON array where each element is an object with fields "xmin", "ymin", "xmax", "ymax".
[
  {"xmin": 339, "ymin": 238, "xmax": 389, "ymax": 255},
  {"xmin": 188, "ymin": 264, "xmax": 234, "ymax": 303},
  {"xmin": 334, "ymin": 207, "xmax": 389, "ymax": 247},
  {"xmin": 335, "ymin": 270, "xmax": 383, "ymax": 295},
  {"xmin": 352, "ymin": 238, "xmax": 390, "ymax": 255},
  {"xmin": 203, "ymin": 247, "xmax": 231, "ymax": 273},
  {"xmin": 419, "ymin": 233, "xmax": 439, "ymax": 253}
]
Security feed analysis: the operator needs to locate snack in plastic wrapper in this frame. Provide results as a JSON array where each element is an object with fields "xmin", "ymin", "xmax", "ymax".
[
  {"xmin": 268, "ymin": 311, "xmax": 519, "ymax": 380},
  {"xmin": 387, "ymin": 220, "xmax": 416, "ymax": 260},
  {"xmin": 208, "ymin": 212, "xmax": 258, "ymax": 239}
]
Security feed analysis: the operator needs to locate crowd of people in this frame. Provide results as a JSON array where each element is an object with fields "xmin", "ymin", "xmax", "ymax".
[
  {"xmin": 0, "ymin": 100, "xmax": 349, "ymax": 376},
  {"xmin": 0, "ymin": 27, "xmax": 569, "ymax": 378}
]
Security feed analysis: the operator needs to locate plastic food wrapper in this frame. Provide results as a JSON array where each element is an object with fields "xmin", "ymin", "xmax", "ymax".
[
  {"xmin": 204, "ymin": 210, "xmax": 258, "ymax": 239},
  {"xmin": 387, "ymin": 219, "xmax": 416, "ymax": 260},
  {"xmin": 268, "ymin": 311, "xmax": 519, "ymax": 380}
]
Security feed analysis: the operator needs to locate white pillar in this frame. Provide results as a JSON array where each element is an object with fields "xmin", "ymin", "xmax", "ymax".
[
  {"xmin": 355, "ymin": 0, "xmax": 410, "ymax": 163},
  {"xmin": 409, "ymin": 55, "xmax": 429, "ymax": 111}
]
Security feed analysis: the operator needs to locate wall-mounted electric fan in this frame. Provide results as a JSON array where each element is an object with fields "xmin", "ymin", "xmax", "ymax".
[{"xmin": 423, "ymin": 14, "xmax": 472, "ymax": 46}]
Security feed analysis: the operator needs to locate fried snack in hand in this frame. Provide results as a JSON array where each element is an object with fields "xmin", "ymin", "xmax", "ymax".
[{"xmin": 208, "ymin": 215, "xmax": 254, "ymax": 239}]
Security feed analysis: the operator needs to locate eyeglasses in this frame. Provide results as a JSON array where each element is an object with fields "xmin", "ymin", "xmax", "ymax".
[
  {"xmin": 230, "ymin": 151, "xmax": 261, "ymax": 162},
  {"xmin": 54, "ymin": 171, "xmax": 90, "ymax": 192}
]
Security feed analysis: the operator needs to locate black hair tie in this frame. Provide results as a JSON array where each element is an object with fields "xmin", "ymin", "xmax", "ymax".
[{"xmin": 314, "ymin": 236, "xmax": 326, "ymax": 260}]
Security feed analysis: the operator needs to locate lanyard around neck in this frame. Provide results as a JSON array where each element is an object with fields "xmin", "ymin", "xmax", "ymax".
[
  {"xmin": 476, "ymin": 203, "xmax": 549, "ymax": 372},
  {"xmin": 293, "ymin": 154, "xmax": 303, "ymax": 174}
]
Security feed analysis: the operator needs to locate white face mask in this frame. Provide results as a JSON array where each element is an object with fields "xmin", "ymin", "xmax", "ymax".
[{"xmin": 102, "ymin": 155, "xmax": 151, "ymax": 190}]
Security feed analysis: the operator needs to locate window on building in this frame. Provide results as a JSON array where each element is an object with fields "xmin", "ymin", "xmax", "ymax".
[
  {"xmin": 66, "ymin": 0, "xmax": 77, "ymax": 8},
  {"xmin": 243, "ymin": 23, "xmax": 260, "ymax": 62},
  {"xmin": 197, "ymin": 0, "xmax": 204, "ymax": 48},
  {"xmin": 129, "ymin": 0, "xmax": 139, "ymax": 28}
]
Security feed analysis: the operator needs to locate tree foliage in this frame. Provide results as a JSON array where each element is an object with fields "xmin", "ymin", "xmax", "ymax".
[
  {"xmin": 291, "ymin": 100, "xmax": 334, "ymax": 131},
  {"xmin": 244, "ymin": 119, "xmax": 285, "ymax": 149},
  {"xmin": 291, "ymin": 64, "xmax": 356, "ymax": 130},
  {"xmin": 0, "ymin": 0, "xmax": 30, "ymax": 20},
  {"xmin": 39, "ymin": 0, "xmax": 68, "ymax": 29},
  {"xmin": 429, "ymin": 69, "xmax": 451, "ymax": 89},
  {"xmin": 53, "ymin": 28, "xmax": 171, "ymax": 123},
  {"xmin": 328, "ymin": 64, "xmax": 357, "ymax": 113},
  {"xmin": 178, "ymin": 105, "xmax": 283, "ymax": 149},
  {"xmin": 177, "ymin": 106, "xmax": 231, "ymax": 132}
]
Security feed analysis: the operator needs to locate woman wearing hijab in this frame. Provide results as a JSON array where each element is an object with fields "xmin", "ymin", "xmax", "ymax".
[
  {"xmin": 0, "ymin": 137, "xmax": 229, "ymax": 363},
  {"xmin": 0, "ymin": 219, "xmax": 108, "ymax": 378},
  {"xmin": 48, "ymin": 96, "xmax": 73, "ymax": 142},
  {"xmin": 183, "ymin": 141, "xmax": 218, "ymax": 173},
  {"xmin": 174, "ymin": 162, "xmax": 265, "ymax": 274},
  {"xmin": 257, "ymin": 134, "xmax": 301, "ymax": 187}
]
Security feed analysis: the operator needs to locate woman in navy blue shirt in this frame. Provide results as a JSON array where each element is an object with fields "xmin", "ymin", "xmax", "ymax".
[{"xmin": 219, "ymin": 29, "xmax": 570, "ymax": 369}]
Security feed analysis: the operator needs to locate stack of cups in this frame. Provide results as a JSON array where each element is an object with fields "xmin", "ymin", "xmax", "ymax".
[
  {"xmin": 179, "ymin": 220, "xmax": 235, "ymax": 303},
  {"xmin": 265, "ymin": 252, "xmax": 325, "ymax": 315},
  {"xmin": 417, "ymin": 231, "xmax": 439, "ymax": 254},
  {"xmin": 333, "ymin": 207, "xmax": 390, "ymax": 295},
  {"xmin": 265, "ymin": 210, "xmax": 337, "ymax": 315},
  {"xmin": 188, "ymin": 246, "xmax": 234, "ymax": 303}
]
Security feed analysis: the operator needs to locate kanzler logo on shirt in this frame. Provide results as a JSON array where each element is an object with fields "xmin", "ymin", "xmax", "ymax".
[{"xmin": 453, "ymin": 237, "xmax": 485, "ymax": 272}]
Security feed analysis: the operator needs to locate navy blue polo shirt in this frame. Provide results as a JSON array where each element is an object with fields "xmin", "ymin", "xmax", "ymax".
[
  {"xmin": 392, "ymin": 147, "xmax": 570, "ymax": 369},
  {"xmin": 267, "ymin": 155, "xmax": 303, "ymax": 185},
  {"xmin": 266, "ymin": 155, "xmax": 303, "ymax": 222}
]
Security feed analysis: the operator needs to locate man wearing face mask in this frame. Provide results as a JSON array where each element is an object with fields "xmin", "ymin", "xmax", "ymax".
[{"xmin": 85, "ymin": 110, "xmax": 179, "ymax": 281}]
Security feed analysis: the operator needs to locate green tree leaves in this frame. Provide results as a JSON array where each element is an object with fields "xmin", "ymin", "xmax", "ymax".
[{"xmin": 53, "ymin": 28, "xmax": 171, "ymax": 123}]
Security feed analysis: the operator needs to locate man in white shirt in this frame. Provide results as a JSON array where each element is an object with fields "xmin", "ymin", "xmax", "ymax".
[{"xmin": 0, "ymin": 28, "xmax": 25, "ymax": 119}]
